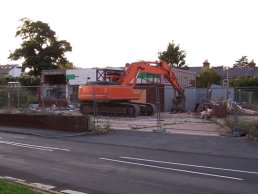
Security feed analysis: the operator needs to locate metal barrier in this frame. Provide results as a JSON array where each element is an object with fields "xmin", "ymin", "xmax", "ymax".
[{"xmin": 1, "ymin": 85, "xmax": 257, "ymax": 135}]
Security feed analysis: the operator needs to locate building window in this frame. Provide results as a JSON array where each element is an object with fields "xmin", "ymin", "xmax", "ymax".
[{"xmin": 223, "ymin": 79, "xmax": 227, "ymax": 86}]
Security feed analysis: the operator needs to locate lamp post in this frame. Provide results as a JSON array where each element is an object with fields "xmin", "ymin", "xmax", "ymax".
[{"xmin": 224, "ymin": 66, "xmax": 229, "ymax": 100}]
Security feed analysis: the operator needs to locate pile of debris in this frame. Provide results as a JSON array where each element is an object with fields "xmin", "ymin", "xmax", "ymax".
[
  {"xmin": 28, "ymin": 103, "xmax": 80, "ymax": 115},
  {"xmin": 190, "ymin": 101, "xmax": 228, "ymax": 119}
]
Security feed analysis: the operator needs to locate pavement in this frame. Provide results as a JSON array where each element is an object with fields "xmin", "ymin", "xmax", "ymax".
[{"xmin": 1, "ymin": 116, "xmax": 258, "ymax": 160}]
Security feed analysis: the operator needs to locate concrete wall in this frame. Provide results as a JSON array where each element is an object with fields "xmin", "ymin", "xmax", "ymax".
[
  {"xmin": 66, "ymin": 69, "xmax": 97, "ymax": 85},
  {"xmin": 164, "ymin": 87, "xmax": 235, "ymax": 112},
  {"xmin": 185, "ymin": 88, "xmax": 197, "ymax": 112},
  {"xmin": 164, "ymin": 86, "xmax": 174, "ymax": 112},
  {"xmin": 210, "ymin": 85, "xmax": 235, "ymax": 101}
]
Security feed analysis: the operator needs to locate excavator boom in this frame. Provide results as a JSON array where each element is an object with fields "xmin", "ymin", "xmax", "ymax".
[{"xmin": 118, "ymin": 61, "xmax": 184, "ymax": 95}]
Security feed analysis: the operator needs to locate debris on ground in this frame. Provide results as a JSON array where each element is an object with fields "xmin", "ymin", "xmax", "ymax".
[
  {"xmin": 189, "ymin": 100, "xmax": 228, "ymax": 119},
  {"xmin": 200, "ymin": 108, "xmax": 212, "ymax": 119},
  {"xmin": 232, "ymin": 126, "xmax": 248, "ymax": 137},
  {"xmin": 28, "ymin": 103, "xmax": 80, "ymax": 115}
]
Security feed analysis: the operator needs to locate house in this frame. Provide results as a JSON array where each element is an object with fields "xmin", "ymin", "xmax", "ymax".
[
  {"xmin": 0, "ymin": 64, "xmax": 22, "ymax": 77},
  {"xmin": 213, "ymin": 66, "xmax": 258, "ymax": 86},
  {"xmin": 189, "ymin": 60, "xmax": 258, "ymax": 86}
]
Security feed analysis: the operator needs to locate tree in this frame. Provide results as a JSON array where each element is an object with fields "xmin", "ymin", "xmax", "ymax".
[
  {"xmin": 196, "ymin": 68, "xmax": 221, "ymax": 88},
  {"xmin": 57, "ymin": 62, "xmax": 76, "ymax": 69},
  {"xmin": 158, "ymin": 41, "xmax": 188, "ymax": 69},
  {"xmin": 8, "ymin": 18, "xmax": 72, "ymax": 76},
  {"xmin": 18, "ymin": 73, "xmax": 40, "ymax": 86},
  {"xmin": 233, "ymin": 56, "xmax": 256, "ymax": 68},
  {"xmin": 248, "ymin": 60, "xmax": 256, "ymax": 68},
  {"xmin": 230, "ymin": 76, "xmax": 258, "ymax": 87}
]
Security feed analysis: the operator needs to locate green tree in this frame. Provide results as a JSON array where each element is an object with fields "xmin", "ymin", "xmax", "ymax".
[
  {"xmin": 57, "ymin": 62, "xmax": 76, "ymax": 69},
  {"xmin": 233, "ymin": 56, "xmax": 256, "ymax": 68},
  {"xmin": 158, "ymin": 41, "xmax": 188, "ymax": 69},
  {"xmin": 8, "ymin": 18, "xmax": 72, "ymax": 76},
  {"xmin": 18, "ymin": 73, "xmax": 40, "ymax": 86},
  {"xmin": 248, "ymin": 60, "xmax": 256, "ymax": 68},
  {"xmin": 230, "ymin": 76, "xmax": 258, "ymax": 87},
  {"xmin": 196, "ymin": 68, "xmax": 221, "ymax": 88}
]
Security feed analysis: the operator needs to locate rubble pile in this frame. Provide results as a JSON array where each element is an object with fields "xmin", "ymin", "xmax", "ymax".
[{"xmin": 29, "ymin": 103, "xmax": 81, "ymax": 116}]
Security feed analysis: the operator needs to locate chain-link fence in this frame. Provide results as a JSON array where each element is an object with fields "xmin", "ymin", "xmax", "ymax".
[
  {"xmin": 0, "ymin": 86, "xmax": 39, "ymax": 112},
  {"xmin": 2, "ymin": 85, "xmax": 258, "ymax": 113},
  {"xmin": 1, "ymin": 84, "xmax": 258, "ymax": 135}
]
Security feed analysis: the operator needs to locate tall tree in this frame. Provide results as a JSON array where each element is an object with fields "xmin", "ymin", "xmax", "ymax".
[
  {"xmin": 196, "ymin": 68, "xmax": 221, "ymax": 88},
  {"xmin": 158, "ymin": 41, "xmax": 188, "ymax": 69},
  {"xmin": 233, "ymin": 56, "xmax": 250, "ymax": 68},
  {"xmin": 8, "ymin": 18, "xmax": 72, "ymax": 76},
  {"xmin": 248, "ymin": 60, "xmax": 256, "ymax": 68}
]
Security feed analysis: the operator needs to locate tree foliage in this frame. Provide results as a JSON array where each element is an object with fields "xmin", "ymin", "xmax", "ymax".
[
  {"xmin": 233, "ymin": 56, "xmax": 256, "ymax": 68},
  {"xmin": 230, "ymin": 76, "xmax": 258, "ymax": 87},
  {"xmin": 0, "ymin": 75, "xmax": 17, "ymax": 85},
  {"xmin": 0, "ymin": 74, "xmax": 40, "ymax": 86},
  {"xmin": 196, "ymin": 68, "xmax": 221, "ymax": 88},
  {"xmin": 57, "ymin": 62, "xmax": 76, "ymax": 69},
  {"xmin": 8, "ymin": 18, "xmax": 72, "ymax": 76},
  {"xmin": 18, "ymin": 74, "xmax": 40, "ymax": 86},
  {"xmin": 158, "ymin": 41, "xmax": 188, "ymax": 69}
]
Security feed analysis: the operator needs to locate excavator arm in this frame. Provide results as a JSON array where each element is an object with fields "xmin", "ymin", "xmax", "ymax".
[
  {"xmin": 118, "ymin": 60, "xmax": 184, "ymax": 96},
  {"xmin": 118, "ymin": 60, "xmax": 185, "ymax": 113}
]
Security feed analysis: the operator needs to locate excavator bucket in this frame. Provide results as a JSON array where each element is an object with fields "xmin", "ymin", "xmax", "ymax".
[{"xmin": 171, "ymin": 95, "xmax": 185, "ymax": 113}]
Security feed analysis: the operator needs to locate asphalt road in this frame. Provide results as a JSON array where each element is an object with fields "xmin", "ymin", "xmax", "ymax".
[{"xmin": 0, "ymin": 130, "xmax": 258, "ymax": 194}]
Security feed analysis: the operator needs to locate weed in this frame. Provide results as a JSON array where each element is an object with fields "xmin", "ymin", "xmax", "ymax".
[{"xmin": 225, "ymin": 117, "xmax": 258, "ymax": 138}]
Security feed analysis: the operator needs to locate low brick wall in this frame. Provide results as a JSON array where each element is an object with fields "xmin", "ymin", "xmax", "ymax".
[{"xmin": 0, "ymin": 113, "xmax": 89, "ymax": 132}]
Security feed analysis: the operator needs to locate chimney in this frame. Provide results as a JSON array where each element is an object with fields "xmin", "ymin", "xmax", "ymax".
[{"xmin": 203, "ymin": 60, "xmax": 210, "ymax": 69}]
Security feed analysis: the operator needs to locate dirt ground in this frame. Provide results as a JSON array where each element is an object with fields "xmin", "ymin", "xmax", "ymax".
[{"xmin": 96, "ymin": 112, "xmax": 231, "ymax": 136}]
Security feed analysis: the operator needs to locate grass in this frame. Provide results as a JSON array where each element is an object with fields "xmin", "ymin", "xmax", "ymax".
[
  {"xmin": 0, "ymin": 179, "xmax": 44, "ymax": 194},
  {"xmin": 91, "ymin": 121, "xmax": 112, "ymax": 134},
  {"xmin": 225, "ymin": 117, "xmax": 258, "ymax": 138}
]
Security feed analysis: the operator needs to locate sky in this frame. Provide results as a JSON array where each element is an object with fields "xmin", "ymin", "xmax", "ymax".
[{"xmin": 0, "ymin": 0, "xmax": 257, "ymax": 68}]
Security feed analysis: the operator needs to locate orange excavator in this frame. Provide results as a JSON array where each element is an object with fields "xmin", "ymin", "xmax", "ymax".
[{"xmin": 78, "ymin": 60, "xmax": 185, "ymax": 116}]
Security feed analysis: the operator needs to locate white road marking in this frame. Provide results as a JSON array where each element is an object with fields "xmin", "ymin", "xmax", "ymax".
[
  {"xmin": 0, "ymin": 140, "xmax": 70, "ymax": 152},
  {"xmin": 99, "ymin": 157, "xmax": 243, "ymax": 181},
  {"xmin": 120, "ymin": 156, "xmax": 258, "ymax": 175},
  {"xmin": 31, "ymin": 183, "xmax": 55, "ymax": 190},
  {"xmin": 61, "ymin": 190, "xmax": 87, "ymax": 194}
]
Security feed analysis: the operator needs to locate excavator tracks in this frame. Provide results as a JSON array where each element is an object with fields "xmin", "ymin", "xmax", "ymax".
[{"xmin": 79, "ymin": 102, "xmax": 156, "ymax": 117}]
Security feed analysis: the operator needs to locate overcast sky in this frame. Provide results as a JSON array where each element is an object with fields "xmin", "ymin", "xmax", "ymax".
[{"xmin": 1, "ymin": 0, "xmax": 257, "ymax": 68}]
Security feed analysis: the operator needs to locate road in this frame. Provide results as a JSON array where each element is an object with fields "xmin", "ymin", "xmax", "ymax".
[{"xmin": 0, "ymin": 131, "xmax": 258, "ymax": 194}]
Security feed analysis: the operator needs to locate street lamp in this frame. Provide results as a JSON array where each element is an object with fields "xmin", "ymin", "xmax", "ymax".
[{"xmin": 223, "ymin": 66, "xmax": 229, "ymax": 100}]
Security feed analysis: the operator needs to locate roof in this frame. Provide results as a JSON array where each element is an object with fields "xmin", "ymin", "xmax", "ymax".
[
  {"xmin": 0, "ymin": 64, "xmax": 20, "ymax": 74},
  {"xmin": 213, "ymin": 67, "xmax": 258, "ymax": 78},
  {"xmin": 188, "ymin": 67, "xmax": 203, "ymax": 75},
  {"xmin": 189, "ymin": 66, "xmax": 258, "ymax": 78}
]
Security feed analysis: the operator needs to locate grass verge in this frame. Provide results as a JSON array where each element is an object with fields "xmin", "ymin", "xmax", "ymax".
[
  {"xmin": 225, "ymin": 117, "xmax": 258, "ymax": 138},
  {"xmin": 0, "ymin": 179, "xmax": 44, "ymax": 194}
]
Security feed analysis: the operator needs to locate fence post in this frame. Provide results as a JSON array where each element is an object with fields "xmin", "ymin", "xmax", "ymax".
[{"xmin": 153, "ymin": 85, "xmax": 166, "ymax": 133}]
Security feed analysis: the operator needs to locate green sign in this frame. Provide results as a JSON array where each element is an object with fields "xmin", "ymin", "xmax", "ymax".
[
  {"xmin": 137, "ymin": 73, "xmax": 160, "ymax": 78},
  {"xmin": 66, "ymin": 74, "xmax": 75, "ymax": 80}
]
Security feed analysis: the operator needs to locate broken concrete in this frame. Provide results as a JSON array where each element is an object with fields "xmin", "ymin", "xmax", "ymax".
[{"xmin": 97, "ymin": 113, "xmax": 231, "ymax": 136}]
